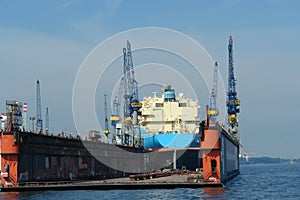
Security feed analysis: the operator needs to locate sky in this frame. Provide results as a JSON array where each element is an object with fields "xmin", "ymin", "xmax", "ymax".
[{"xmin": 1, "ymin": 0, "xmax": 300, "ymax": 158}]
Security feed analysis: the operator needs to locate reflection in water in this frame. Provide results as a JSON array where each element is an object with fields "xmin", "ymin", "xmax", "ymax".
[
  {"xmin": 0, "ymin": 191, "xmax": 45, "ymax": 200},
  {"xmin": 198, "ymin": 187, "xmax": 225, "ymax": 199},
  {"xmin": 1, "ymin": 192, "xmax": 21, "ymax": 200}
]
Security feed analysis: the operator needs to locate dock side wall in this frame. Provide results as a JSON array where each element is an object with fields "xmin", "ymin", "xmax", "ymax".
[
  {"xmin": 1, "ymin": 131, "xmax": 19, "ymax": 187},
  {"xmin": 220, "ymin": 129, "xmax": 240, "ymax": 182}
]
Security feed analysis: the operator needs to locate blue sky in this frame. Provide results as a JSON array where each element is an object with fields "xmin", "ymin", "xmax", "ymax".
[{"xmin": 1, "ymin": 0, "xmax": 300, "ymax": 158}]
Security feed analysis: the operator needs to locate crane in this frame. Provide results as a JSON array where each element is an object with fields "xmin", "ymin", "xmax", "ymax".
[
  {"xmin": 123, "ymin": 46, "xmax": 131, "ymax": 119},
  {"xmin": 36, "ymin": 80, "xmax": 43, "ymax": 133},
  {"xmin": 126, "ymin": 41, "xmax": 142, "ymax": 146},
  {"xmin": 110, "ymin": 82, "xmax": 122, "ymax": 144},
  {"xmin": 110, "ymin": 40, "xmax": 141, "ymax": 146},
  {"xmin": 45, "ymin": 107, "xmax": 49, "ymax": 134},
  {"xmin": 104, "ymin": 94, "xmax": 110, "ymax": 142},
  {"xmin": 227, "ymin": 36, "xmax": 240, "ymax": 139},
  {"xmin": 110, "ymin": 96, "xmax": 121, "ymax": 127},
  {"xmin": 208, "ymin": 62, "xmax": 219, "ymax": 124},
  {"xmin": 126, "ymin": 41, "xmax": 141, "ymax": 113},
  {"xmin": 122, "ymin": 41, "xmax": 142, "ymax": 118}
]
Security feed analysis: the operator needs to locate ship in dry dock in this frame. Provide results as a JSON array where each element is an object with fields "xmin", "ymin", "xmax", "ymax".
[{"xmin": 0, "ymin": 36, "xmax": 240, "ymax": 190}]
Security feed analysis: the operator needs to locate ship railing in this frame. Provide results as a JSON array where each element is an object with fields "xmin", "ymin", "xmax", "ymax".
[{"xmin": 18, "ymin": 180, "xmax": 86, "ymax": 187}]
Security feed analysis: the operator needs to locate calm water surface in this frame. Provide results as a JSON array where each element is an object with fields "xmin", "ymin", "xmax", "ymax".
[{"xmin": 1, "ymin": 163, "xmax": 299, "ymax": 199}]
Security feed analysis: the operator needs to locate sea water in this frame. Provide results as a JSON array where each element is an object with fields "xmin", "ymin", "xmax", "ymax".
[{"xmin": 1, "ymin": 163, "xmax": 300, "ymax": 199}]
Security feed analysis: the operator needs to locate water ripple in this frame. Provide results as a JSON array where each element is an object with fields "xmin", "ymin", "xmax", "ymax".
[{"xmin": 1, "ymin": 163, "xmax": 300, "ymax": 199}]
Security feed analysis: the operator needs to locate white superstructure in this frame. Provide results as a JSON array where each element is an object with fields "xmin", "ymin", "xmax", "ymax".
[{"xmin": 139, "ymin": 85, "xmax": 200, "ymax": 134}]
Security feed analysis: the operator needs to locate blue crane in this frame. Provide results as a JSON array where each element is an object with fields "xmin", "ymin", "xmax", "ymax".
[
  {"xmin": 227, "ymin": 36, "xmax": 240, "ymax": 138},
  {"xmin": 122, "ymin": 41, "xmax": 141, "ymax": 118},
  {"xmin": 110, "ymin": 40, "xmax": 141, "ymax": 145},
  {"xmin": 126, "ymin": 41, "xmax": 141, "ymax": 114}
]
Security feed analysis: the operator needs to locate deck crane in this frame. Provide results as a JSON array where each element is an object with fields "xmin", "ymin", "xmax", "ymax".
[
  {"xmin": 36, "ymin": 80, "xmax": 43, "ymax": 133},
  {"xmin": 104, "ymin": 94, "xmax": 110, "ymax": 142},
  {"xmin": 208, "ymin": 62, "xmax": 219, "ymax": 124},
  {"xmin": 227, "ymin": 36, "xmax": 240, "ymax": 139}
]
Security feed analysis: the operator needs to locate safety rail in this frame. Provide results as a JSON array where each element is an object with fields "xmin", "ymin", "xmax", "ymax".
[{"xmin": 17, "ymin": 180, "xmax": 86, "ymax": 187}]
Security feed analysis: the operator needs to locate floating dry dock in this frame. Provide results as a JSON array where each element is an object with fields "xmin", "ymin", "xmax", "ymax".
[
  {"xmin": 0, "ymin": 36, "xmax": 241, "ymax": 192},
  {"xmin": 0, "ymin": 122, "xmax": 239, "ymax": 192},
  {"xmin": 0, "ymin": 104, "xmax": 239, "ymax": 192},
  {"xmin": 0, "ymin": 171, "xmax": 223, "ymax": 192},
  {"xmin": 0, "ymin": 103, "xmax": 239, "ymax": 192}
]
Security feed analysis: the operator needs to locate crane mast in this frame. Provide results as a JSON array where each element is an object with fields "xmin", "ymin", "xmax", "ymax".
[
  {"xmin": 227, "ymin": 36, "xmax": 240, "ymax": 139},
  {"xmin": 208, "ymin": 62, "xmax": 219, "ymax": 124},
  {"xmin": 127, "ymin": 41, "xmax": 134, "ymax": 96},
  {"xmin": 45, "ymin": 107, "xmax": 49, "ymax": 134},
  {"xmin": 127, "ymin": 41, "xmax": 140, "ymax": 111},
  {"xmin": 123, "ymin": 46, "xmax": 132, "ymax": 118}
]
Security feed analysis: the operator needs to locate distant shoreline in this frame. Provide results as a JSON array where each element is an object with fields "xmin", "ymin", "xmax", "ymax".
[{"xmin": 240, "ymin": 156, "xmax": 298, "ymax": 165}]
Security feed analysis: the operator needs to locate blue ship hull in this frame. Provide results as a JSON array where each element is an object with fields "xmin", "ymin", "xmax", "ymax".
[{"xmin": 141, "ymin": 130, "xmax": 200, "ymax": 148}]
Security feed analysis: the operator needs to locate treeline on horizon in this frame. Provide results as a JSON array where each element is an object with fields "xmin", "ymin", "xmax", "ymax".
[{"xmin": 241, "ymin": 156, "xmax": 299, "ymax": 164}]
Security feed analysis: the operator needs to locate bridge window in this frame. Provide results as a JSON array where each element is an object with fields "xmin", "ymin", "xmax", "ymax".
[
  {"xmin": 155, "ymin": 103, "xmax": 164, "ymax": 107},
  {"xmin": 179, "ymin": 103, "xmax": 187, "ymax": 107}
]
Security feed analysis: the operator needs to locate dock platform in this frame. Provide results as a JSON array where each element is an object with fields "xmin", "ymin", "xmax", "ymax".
[{"xmin": 0, "ymin": 173, "xmax": 223, "ymax": 192}]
